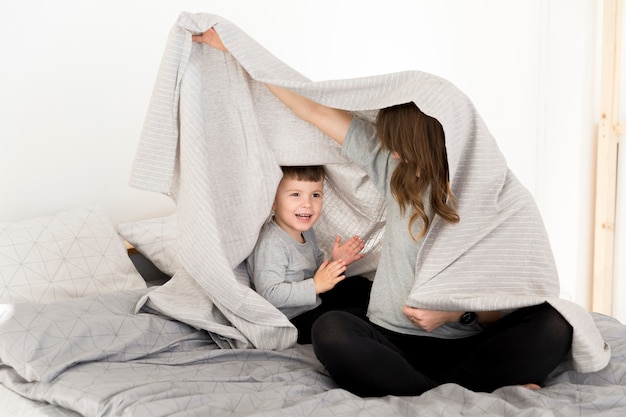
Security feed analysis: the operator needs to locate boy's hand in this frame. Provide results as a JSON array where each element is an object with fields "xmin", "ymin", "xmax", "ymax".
[
  {"xmin": 313, "ymin": 259, "xmax": 346, "ymax": 294},
  {"xmin": 191, "ymin": 28, "xmax": 227, "ymax": 51},
  {"xmin": 331, "ymin": 235, "xmax": 365, "ymax": 265}
]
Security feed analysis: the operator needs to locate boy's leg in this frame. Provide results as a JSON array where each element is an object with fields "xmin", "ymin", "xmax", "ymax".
[
  {"xmin": 295, "ymin": 276, "xmax": 372, "ymax": 344},
  {"xmin": 320, "ymin": 275, "xmax": 372, "ymax": 312},
  {"xmin": 290, "ymin": 306, "xmax": 327, "ymax": 344}
]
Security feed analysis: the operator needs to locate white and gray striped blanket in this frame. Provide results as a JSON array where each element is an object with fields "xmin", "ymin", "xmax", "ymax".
[{"xmin": 129, "ymin": 12, "xmax": 609, "ymax": 373}]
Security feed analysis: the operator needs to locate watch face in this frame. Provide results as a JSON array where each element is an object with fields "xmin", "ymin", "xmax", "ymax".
[{"xmin": 460, "ymin": 312, "xmax": 477, "ymax": 325}]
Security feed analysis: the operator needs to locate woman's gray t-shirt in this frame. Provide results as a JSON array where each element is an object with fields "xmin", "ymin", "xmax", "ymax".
[{"xmin": 342, "ymin": 117, "xmax": 479, "ymax": 339}]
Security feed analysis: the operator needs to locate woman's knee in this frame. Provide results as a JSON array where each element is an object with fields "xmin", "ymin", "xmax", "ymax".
[
  {"xmin": 311, "ymin": 311, "xmax": 368, "ymax": 361},
  {"xmin": 541, "ymin": 304, "xmax": 573, "ymax": 347},
  {"xmin": 517, "ymin": 302, "xmax": 573, "ymax": 357},
  {"xmin": 534, "ymin": 303, "xmax": 572, "ymax": 335},
  {"xmin": 312, "ymin": 311, "xmax": 358, "ymax": 345}
]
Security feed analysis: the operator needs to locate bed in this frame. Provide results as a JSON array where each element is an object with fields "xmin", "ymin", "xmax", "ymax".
[{"xmin": 0, "ymin": 204, "xmax": 625, "ymax": 417}]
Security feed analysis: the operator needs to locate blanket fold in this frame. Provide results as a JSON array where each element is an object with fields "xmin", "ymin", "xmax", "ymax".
[{"xmin": 129, "ymin": 12, "xmax": 609, "ymax": 372}]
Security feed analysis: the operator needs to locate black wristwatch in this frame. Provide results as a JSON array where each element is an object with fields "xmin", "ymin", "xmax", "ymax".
[{"xmin": 459, "ymin": 312, "xmax": 477, "ymax": 325}]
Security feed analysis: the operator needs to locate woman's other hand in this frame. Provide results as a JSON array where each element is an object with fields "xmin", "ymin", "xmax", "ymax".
[
  {"xmin": 191, "ymin": 28, "xmax": 226, "ymax": 51},
  {"xmin": 403, "ymin": 306, "xmax": 459, "ymax": 332}
]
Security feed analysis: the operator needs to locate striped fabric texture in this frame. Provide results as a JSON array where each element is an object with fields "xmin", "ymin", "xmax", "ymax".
[{"xmin": 129, "ymin": 13, "xmax": 609, "ymax": 371}]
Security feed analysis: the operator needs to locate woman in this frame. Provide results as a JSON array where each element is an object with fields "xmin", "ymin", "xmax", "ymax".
[{"xmin": 193, "ymin": 28, "xmax": 573, "ymax": 397}]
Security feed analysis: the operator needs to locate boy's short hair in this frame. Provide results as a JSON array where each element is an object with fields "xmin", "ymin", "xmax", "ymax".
[{"xmin": 280, "ymin": 166, "xmax": 325, "ymax": 182}]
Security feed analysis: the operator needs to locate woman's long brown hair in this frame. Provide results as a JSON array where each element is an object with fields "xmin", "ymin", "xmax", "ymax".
[{"xmin": 376, "ymin": 102, "xmax": 459, "ymax": 241}]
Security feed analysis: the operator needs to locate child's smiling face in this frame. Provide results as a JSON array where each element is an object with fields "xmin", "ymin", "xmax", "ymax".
[{"xmin": 272, "ymin": 177, "xmax": 324, "ymax": 242}]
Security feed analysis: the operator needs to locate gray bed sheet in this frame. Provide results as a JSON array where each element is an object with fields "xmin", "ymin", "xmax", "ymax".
[{"xmin": 1, "ymin": 288, "xmax": 625, "ymax": 417}]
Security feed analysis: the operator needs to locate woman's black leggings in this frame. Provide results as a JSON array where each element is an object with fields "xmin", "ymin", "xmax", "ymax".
[{"xmin": 311, "ymin": 302, "xmax": 573, "ymax": 397}]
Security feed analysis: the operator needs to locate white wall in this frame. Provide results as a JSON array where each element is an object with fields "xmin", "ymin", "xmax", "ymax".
[
  {"xmin": 616, "ymin": 141, "xmax": 626, "ymax": 324},
  {"xmin": 614, "ymin": 7, "xmax": 626, "ymax": 324},
  {"xmin": 0, "ymin": 1, "xmax": 603, "ymax": 312},
  {"xmin": 536, "ymin": 1, "xmax": 601, "ymax": 312}
]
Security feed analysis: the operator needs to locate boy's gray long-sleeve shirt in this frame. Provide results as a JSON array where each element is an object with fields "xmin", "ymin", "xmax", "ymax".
[{"xmin": 247, "ymin": 220, "xmax": 324, "ymax": 319}]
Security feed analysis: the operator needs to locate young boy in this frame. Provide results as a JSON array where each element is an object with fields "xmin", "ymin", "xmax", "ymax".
[{"xmin": 246, "ymin": 166, "xmax": 372, "ymax": 344}]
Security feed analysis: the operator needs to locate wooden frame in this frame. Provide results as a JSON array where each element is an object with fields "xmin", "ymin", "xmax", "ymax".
[{"xmin": 593, "ymin": 0, "xmax": 623, "ymax": 314}]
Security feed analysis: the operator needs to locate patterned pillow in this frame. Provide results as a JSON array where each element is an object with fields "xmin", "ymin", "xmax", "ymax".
[
  {"xmin": 0, "ymin": 204, "xmax": 146, "ymax": 304},
  {"xmin": 118, "ymin": 214, "xmax": 182, "ymax": 276}
]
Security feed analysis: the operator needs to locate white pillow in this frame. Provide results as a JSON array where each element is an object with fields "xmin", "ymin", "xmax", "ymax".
[
  {"xmin": 118, "ymin": 214, "xmax": 181, "ymax": 276},
  {"xmin": 0, "ymin": 204, "xmax": 146, "ymax": 304}
]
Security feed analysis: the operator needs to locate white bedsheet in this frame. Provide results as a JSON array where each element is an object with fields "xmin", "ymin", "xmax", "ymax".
[
  {"xmin": 0, "ymin": 383, "xmax": 80, "ymax": 417},
  {"xmin": 0, "ymin": 289, "xmax": 625, "ymax": 417}
]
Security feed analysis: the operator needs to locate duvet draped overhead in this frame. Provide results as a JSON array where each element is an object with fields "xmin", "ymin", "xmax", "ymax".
[{"xmin": 130, "ymin": 12, "xmax": 609, "ymax": 372}]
